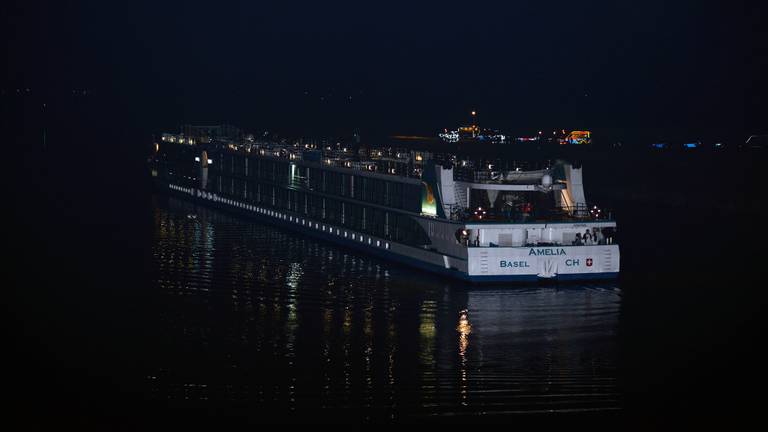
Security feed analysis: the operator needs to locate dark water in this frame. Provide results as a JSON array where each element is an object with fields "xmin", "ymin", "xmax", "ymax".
[
  {"xmin": 6, "ymin": 104, "xmax": 768, "ymax": 425},
  {"xmin": 145, "ymin": 196, "xmax": 622, "ymax": 421}
]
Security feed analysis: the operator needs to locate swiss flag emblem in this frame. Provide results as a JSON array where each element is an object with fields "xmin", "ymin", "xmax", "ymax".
[{"xmin": 586, "ymin": 258, "xmax": 593, "ymax": 267}]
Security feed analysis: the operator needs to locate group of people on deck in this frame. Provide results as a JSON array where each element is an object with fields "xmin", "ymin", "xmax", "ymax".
[{"xmin": 573, "ymin": 227, "xmax": 603, "ymax": 245}]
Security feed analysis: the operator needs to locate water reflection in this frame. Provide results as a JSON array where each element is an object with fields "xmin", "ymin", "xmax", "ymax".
[
  {"xmin": 456, "ymin": 309, "xmax": 471, "ymax": 407},
  {"xmin": 147, "ymin": 195, "xmax": 622, "ymax": 420}
]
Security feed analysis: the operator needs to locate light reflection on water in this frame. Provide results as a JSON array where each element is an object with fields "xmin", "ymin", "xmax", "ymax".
[{"xmin": 148, "ymin": 195, "xmax": 622, "ymax": 419}]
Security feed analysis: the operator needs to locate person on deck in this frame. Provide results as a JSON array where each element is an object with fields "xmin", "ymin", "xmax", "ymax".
[{"xmin": 593, "ymin": 227, "xmax": 602, "ymax": 244}]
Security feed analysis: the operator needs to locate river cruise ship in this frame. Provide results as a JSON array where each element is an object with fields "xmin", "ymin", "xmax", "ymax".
[{"xmin": 149, "ymin": 125, "xmax": 619, "ymax": 282}]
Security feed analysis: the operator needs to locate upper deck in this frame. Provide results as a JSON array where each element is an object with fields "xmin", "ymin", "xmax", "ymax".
[
  {"xmin": 157, "ymin": 132, "xmax": 614, "ymax": 226},
  {"xmin": 160, "ymin": 132, "xmax": 550, "ymax": 185}
]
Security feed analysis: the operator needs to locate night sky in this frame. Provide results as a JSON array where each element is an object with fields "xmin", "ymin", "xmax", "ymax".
[{"xmin": 3, "ymin": 1, "xmax": 767, "ymax": 141}]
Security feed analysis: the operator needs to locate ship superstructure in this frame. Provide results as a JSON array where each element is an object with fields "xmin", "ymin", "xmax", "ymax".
[{"xmin": 149, "ymin": 125, "xmax": 619, "ymax": 282}]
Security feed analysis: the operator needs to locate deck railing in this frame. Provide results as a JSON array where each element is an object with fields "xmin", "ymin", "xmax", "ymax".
[
  {"xmin": 447, "ymin": 203, "xmax": 613, "ymax": 223},
  {"xmin": 463, "ymin": 237, "xmax": 618, "ymax": 248}
]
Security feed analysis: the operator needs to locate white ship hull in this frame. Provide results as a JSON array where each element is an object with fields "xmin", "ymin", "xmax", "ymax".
[{"xmin": 166, "ymin": 183, "xmax": 620, "ymax": 283}]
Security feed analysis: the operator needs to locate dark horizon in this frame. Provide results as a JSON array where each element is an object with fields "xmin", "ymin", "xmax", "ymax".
[{"xmin": 3, "ymin": 1, "xmax": 767, "ymax": 144}]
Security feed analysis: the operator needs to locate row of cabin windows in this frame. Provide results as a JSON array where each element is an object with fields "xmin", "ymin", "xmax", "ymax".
[
  {"xmin": 156, "ymin": 147, "xmax": 429, "ymax": 246},
  {"xmin": 212, "ymin": 175, "xmax": 430, "ymax": 246},
  {"xmin": 305, "ymin": 168, "xmax": 421, "ymax": 212},
  {"xmin": 159, "ymin": 147, "xmax": 423, "ymax": 215},
  {"xmin": 210, "ymin": 153, "xmax": 422, "ymax": 212}
]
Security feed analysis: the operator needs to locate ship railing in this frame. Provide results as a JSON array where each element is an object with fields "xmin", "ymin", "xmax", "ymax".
[
  {"xmin": 453, "ymin": 168, "xmax": 551, "ymax": 184},
  {"xmin": 446, "ymin": 204, "xmax": 468, "ymax": 221},
  {"xmin": 555, "ymin": 203, "xmax": 611, "ymax": 220},
  {"xmin": 202, "ymin": 141, "xmax": 424, "ymax": 180},
  {"xmin": 464, "ymin": 237, "xmax": 618, "ymax": 248},
  {"xmin": 448, "ymin": 203, "xmax": 613, "ymax": 223}
]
